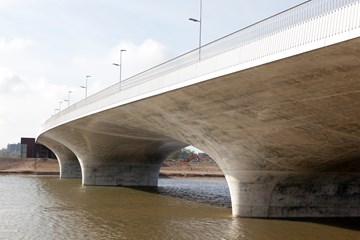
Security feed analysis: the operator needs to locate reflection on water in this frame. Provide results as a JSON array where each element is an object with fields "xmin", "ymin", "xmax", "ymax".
[
  {"xmin": 0, "ymin": 176, "xmax": 358, "ymax": 240},
  {"xmin": 157, "ymin": 178, "xmax": 231, "ymax": 207}
]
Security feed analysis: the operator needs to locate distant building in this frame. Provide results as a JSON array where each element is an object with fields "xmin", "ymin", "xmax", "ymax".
[
  {"xmin": 7, "ymin": 143, "xmax": 21, "ymax": 153},
  {"xmin": 6, "ymin": 143, "xmax": 21, "ymax": 158},
  {"xmin": 20, "ymin": 138, "xmax": 56, "ymax": 159}
]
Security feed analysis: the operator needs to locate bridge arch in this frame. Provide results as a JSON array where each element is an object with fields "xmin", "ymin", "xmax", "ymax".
[
  {"xmin": 38, "ymin": 42, "xmax": 360, "ymax": 216},
  {"xmin": 38, "ymin": 136, "xmax": 81, "ymax": 179}
]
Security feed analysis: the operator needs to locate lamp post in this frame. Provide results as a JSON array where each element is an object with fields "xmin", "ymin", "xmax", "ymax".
[
  {"xmin": 113, "ymin": 49, "xmax": 126, "ymax": 90},
  {"xmin": 189, "ymin": 0, "xmax": 202, "ymax": 60},
  {"xmin": 59, "ymin": 101, "xmax": 62, "ymax": 111},
  {"xmin": 80, "ymin": 75, "xmax": 91, "ymax": 98},
  {"xmin": 64, "ymin": 90, "xmax": 72, "ymax": 107}
]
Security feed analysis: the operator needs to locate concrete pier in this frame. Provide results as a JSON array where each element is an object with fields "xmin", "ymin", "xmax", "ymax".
[
  {"xmin": 39, "ymin": 137, "xmax": 81, "ymax": 179},
  {"xmin": 80, "ymin": 163, "xmax": 162, "ymax": 186},
  {"xmin": 226, "ymin": 171, "xmax": 360, "ymax": 217}
]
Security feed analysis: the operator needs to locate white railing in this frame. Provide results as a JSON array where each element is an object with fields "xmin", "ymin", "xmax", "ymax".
[{"xmin": 41, "ymin": 0, "xmax": 360, "ymax": 132}]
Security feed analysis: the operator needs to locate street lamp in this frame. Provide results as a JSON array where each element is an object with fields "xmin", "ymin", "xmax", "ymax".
[
  {"xmin": 113, "ymin": 49, "xmax": 126, "ymax": 90},
  {"xmin": 189, "ymin": 0, "xmax": 202, "ymax": 60},
  {"xmin": 80, "ymin": 75, "xmax": 91, "ymax": 98},
  {"xmin": 64, "ymin": 90, "xmax": 72, "ymax": 107},
  {"xmin": 59, "ymin": 101, "xmax": 62, "ymax": 111}
]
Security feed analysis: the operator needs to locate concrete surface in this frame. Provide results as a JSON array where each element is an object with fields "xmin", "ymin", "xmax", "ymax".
[
  {"xmin": 39, "ymin": 137, "xmax": 81, "ymax": 179},
  {"xmin": 38, "ymin": 37, "xmax": 360, "ymax": 217}
]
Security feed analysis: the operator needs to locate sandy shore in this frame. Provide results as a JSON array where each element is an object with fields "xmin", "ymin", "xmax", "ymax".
[{"xmin": 0, "ymin": 158, "xmax": 224, "ymax": 178}]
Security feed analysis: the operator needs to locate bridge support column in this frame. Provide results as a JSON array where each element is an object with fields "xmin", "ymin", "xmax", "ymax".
[
  {"xmin": 226, "ymin": 171, "xmax": 360, "ymax": 218},
  {"xmin": 59, "ymin": 159, "xmax": 82, "ymax": 179},
  {"xmin": 52, "ymin": 149, "xmax": 81, "ymax": 179},
  {"xmin": 80, "ymin": 162, "xmax": 162, "ymax": 186},
  {"xmin": 37, "ymin": 137, "xmax": 82, "ymax": 179}
]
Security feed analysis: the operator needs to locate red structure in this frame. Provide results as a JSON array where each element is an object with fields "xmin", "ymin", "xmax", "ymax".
[{"xmin": 20, "ymin": 138, "xmax": 56, "ymax": 159}]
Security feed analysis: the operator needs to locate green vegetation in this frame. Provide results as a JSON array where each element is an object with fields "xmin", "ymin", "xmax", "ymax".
[{"xmin": 169, "ymin": 148, "xmax": 195, "ymax": 160}]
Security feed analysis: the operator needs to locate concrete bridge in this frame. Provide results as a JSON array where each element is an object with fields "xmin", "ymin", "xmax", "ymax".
[{"xmin": 37, "ymin": 0, "xmax": 360, "ymax": 218}]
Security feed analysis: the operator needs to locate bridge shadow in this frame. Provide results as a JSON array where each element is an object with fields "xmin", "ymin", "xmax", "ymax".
[
  {"xmin": 126, "ymin": 178, "xmax": 231, "ymax": 209},
  {"xmin": 128, "ymin": 186, "xmax": 360, "ymax": 231},
  {"xmin": 283, "ymin": 217, "xmax": 360, "ymax": 232}
]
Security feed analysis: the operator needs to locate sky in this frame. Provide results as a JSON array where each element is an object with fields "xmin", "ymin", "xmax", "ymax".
[{"xmin": 0, "ymin": 0, "xmax": 305, "ymax": 149}]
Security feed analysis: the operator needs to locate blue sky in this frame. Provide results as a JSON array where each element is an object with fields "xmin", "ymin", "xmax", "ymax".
[{"xmin": 0, "ymin": 0, "xmax": 305, "ymax": 148}]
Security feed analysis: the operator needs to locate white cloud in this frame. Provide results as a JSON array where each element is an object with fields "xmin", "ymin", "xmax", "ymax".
[
  {"xmin": 0, "ymin": 0, "xmax": 19, "ymax": 10},
  {"xmin": 110, "ymin": 39, "xmax": 170, "ymax": 78},
  {"xmin": 0, "ymin": 0, "xmax": 42, "ymax": 14},
  {"xmin": 0, "ymin": 39, "xmax": 171, "ymax": 148},
  {"xmin": 0, "ymin": 67, "xmax": 24, "ymax": 94},
  {"xmin": 0, "ymin": 117, "xmax": 7, "ymax": 127},
  {"xmin": 0, "ymin": 67, "xmax": 69, "ymax": 147},
  {"xmin": 70, "ymin": 39, "xmax": 171, "ymax": 96},
  {"xmin": 0, "ymin": 37, "xmax": 33, "ymax": 52}
]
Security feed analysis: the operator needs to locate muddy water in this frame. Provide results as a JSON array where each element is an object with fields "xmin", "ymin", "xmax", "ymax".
[{"xmin": 0, "ymin": 176, "xmax": 358, "ymax": 240}]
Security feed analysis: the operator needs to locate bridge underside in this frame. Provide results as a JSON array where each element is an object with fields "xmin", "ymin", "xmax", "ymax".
[{"xmin": 38, "ymin": 38, "xmax": 360, "ymax": 217}]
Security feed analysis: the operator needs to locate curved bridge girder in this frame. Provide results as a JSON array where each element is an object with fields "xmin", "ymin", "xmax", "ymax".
[
  {"xmin": 39, "ymin": 121, "xmax": 187, "ymax": 186},
  {"xmin": 38, "ymin": 38, "xmax": 360, "ymax": 217}
]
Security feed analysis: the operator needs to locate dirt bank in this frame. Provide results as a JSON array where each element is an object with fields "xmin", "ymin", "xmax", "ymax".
[
  {"xmin": 160, "ymin": 160, "xmax": 224, "ymax": 178},
  {"xmin": 0, "ymin": 158, "xmax": 59, "ymax": 175},
  {"xmin": 0, "ymin": 158, "xmax": 224, "ymax": 178}
]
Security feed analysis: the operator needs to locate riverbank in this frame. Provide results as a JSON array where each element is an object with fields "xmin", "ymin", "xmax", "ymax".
[
  {"xmin": 0, "ymin": 158, "xmax": 59, "ymax": 175},
  {"xmin": 0, "ymin": 158, "xmax": 224, "ymax": 178},
  {"xmin": 160, "ymin": 160, "xmax": 224, "ymax": 178}
]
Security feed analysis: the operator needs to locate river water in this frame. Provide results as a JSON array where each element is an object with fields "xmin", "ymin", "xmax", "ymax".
[{"xmin": 0, "ymin": 176, "xmax": 358, "ymax": 240}]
